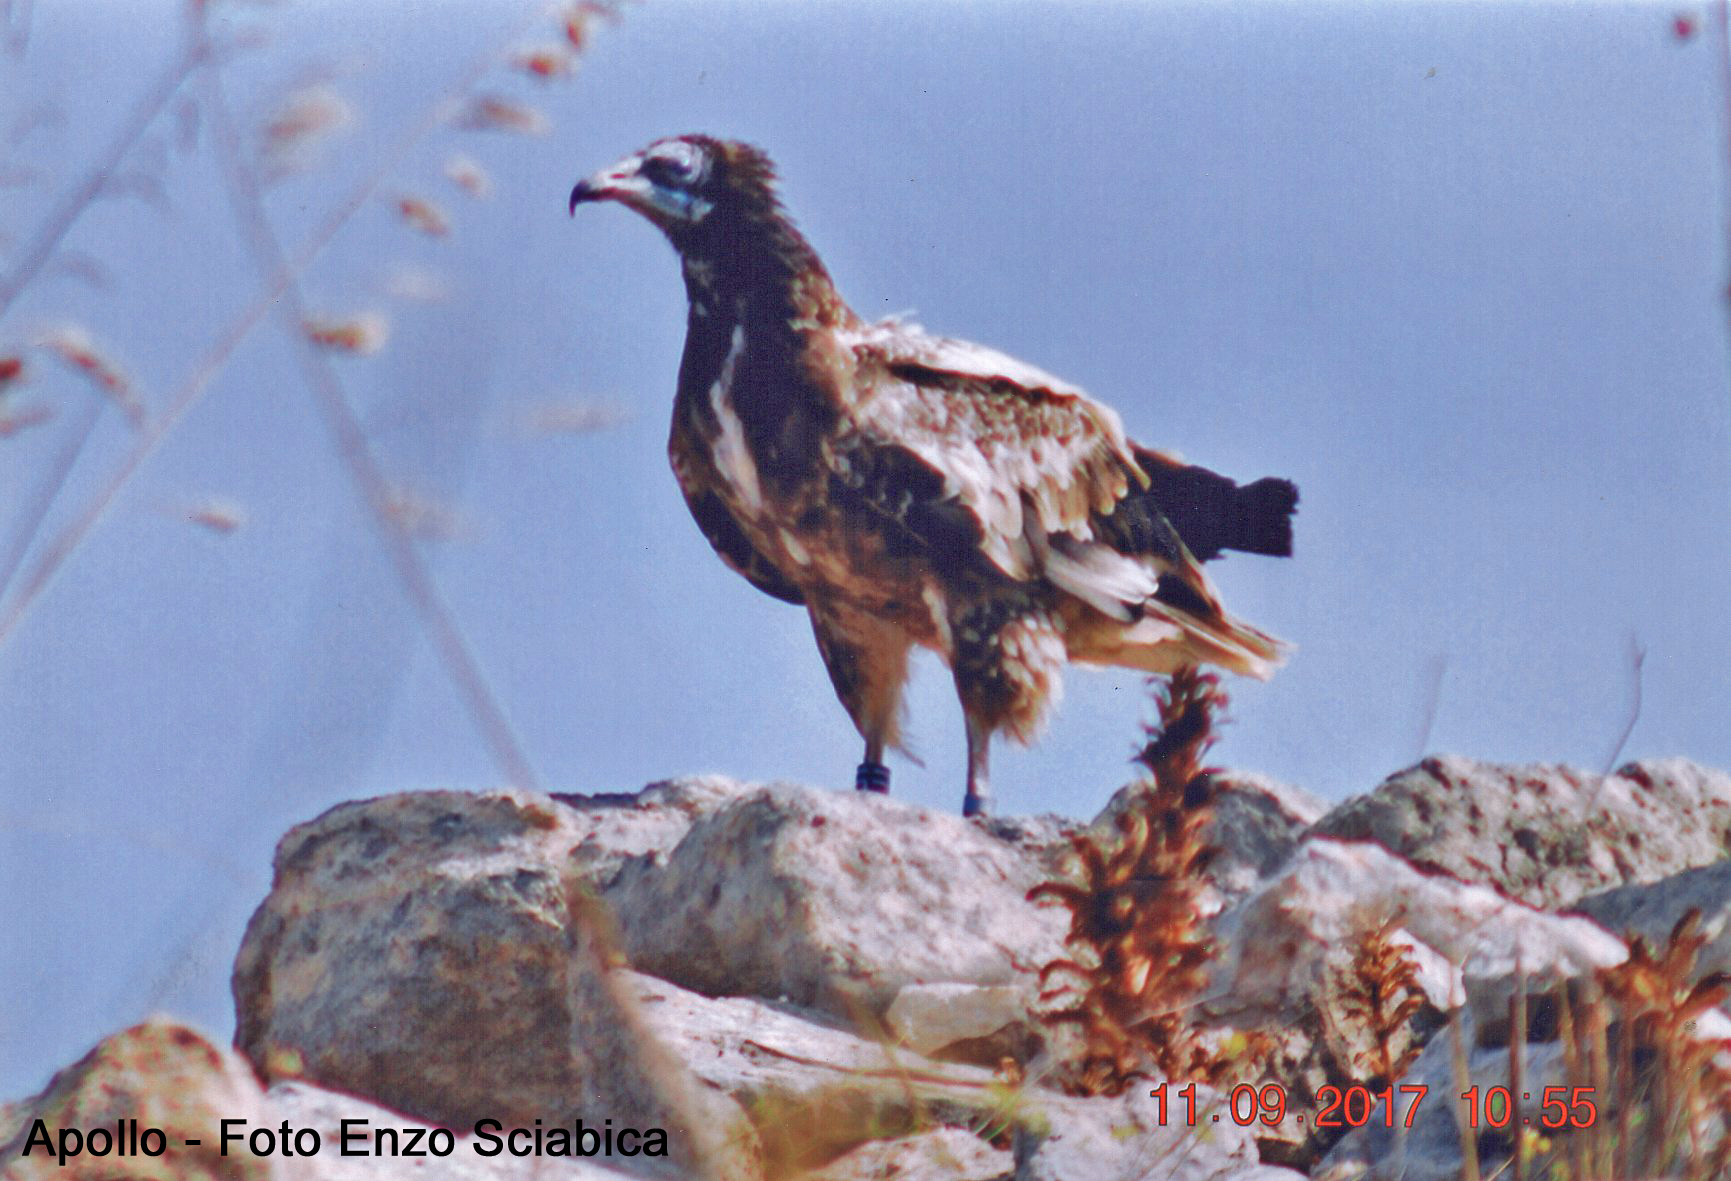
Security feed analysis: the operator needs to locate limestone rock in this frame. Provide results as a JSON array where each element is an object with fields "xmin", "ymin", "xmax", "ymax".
[
  {"xmin": 265, "ymin": 1080, "xmax": 651, "ymax": 1179},
  {"xmin": 554, "ymin": 775, "xmax": 767, "ymax": 890},
  {"xmin": 1202, "ymin": 837, "xmax": 1625, "ymax": 1167},
  {"xmin": 232, "ymin": 789, "xmax": 600, "ymax": 1127},
  {"xmin": 1210, "ymin": 838, "xmax": 1626, "ymax": 1027},
  {"xmin": 1309, "ymin": 756, "xmax": 1731, "ymax": 909},
  {"xmin": 628, "ymin": 970, "xmax": 996, "ymax": 1107},
  {"xmin": 0, "ymin": 1026, "xmax": 659, "ymax": 1181},
  {"xmin": 604, "ymin": 786, "xmax": 1068, "ymax": 1018},
  {"xmin": 231, "ymin": 788, "xmax": 751, "ymax": 1180},
  {"xmin": 1572, "ymin": 858, "xmax": 1731, "ymax": 982},
  {"xmin": 1012, "ymin": 1085, "xmax": 1306, "ymax": 1181},
  {"xmin": 1315, "ymin": 1005, "xmax": 1571, "ymax": 1181},
  {"xmin": 885, "ymin": 982, "xmax": 1036, "ymax": 1062},
  {"xmin": 0, "ymin": 1019, "xmax": 271, "ymax": 1181},
  {"xmin": 1088, "ymin": 771, "xmax": 1328, "ymax": 900},
  {"xmin": 802, "ymin": 1126, "xmax": 1011, "ymax": 1180}
]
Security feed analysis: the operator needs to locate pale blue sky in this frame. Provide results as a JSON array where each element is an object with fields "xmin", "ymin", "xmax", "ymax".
[{"xmin": 3, "ymin": 0, "xmax": 1728, "ymax": 1098}]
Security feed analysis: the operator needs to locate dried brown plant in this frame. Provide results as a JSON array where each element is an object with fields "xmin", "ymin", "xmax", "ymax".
[
  {"xmin": 1587, "ymin": 909, "xmax": 1731, "ymax": 1180},
  {"xmin": 1329, "ymin": 914, "xmax": 1429, "ymax": 1086},
  {"xmin": 1028, "ymin": 665, "xmax": 1227, "ymax": 1095}
]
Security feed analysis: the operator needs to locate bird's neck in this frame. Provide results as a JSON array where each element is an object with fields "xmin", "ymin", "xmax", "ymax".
[{"xmin": 677, "ymin": 211, "xmax": 854, "ymax": 337}]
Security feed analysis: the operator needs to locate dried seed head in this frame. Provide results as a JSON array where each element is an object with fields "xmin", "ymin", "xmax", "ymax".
[
  {"xmin": 443, "ymin": 154, "xmax": 492, "ymax": 199},
  {"xmin": 40, "ymin": 325, "xmax": 145, "ymax": 426},
  {"xmin": 184, "ymin": 499, "xmax": 247, "ymax": 535},
  {"xmin": 563, "ymin": 0, "xmax": 623, "ymax": 50},
  {"xmin": 0, "ymin": 403, "xmax": 53, "ymax": 438},
  {"xmin": 262, "ymin": 85, "xmax": 354, "ymax": 168},
  {"xmin": 395, "ymin": 194, "xmax": 451, "ymax": 237},
  {"xmin": 382, "ymin": 487, "xmax": 468, "ymax": 542},
  {"xmin": 514, "ymin": 44, "xmax": 576, "ymax": 81},
  {"xmin": 459, "ymin": 95, "xmax": 549, "ymax": 136},
  {"xmin": 303, "ymin": 312, "xmax": 388, "ymax": 356}
]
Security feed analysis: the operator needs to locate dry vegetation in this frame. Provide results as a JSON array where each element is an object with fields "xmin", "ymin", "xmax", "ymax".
[
  {"xmin": 1028, "ymin": 666, "xmax": 1234, "ymax": 1095},
  {"xmin": 1527, "ymin": 913, "xmax": 1731, "ymax": 1181}
]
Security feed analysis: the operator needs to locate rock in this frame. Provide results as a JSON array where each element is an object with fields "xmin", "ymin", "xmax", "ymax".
[
  {"xmin": 604, "ymin": 786, "xmax": 1068, "ymax": 1019},
  {"xmin": 1309, "ymin": 756, "xmax": 1731, "ymax": 909},
  {"xmin": 1572, "ymin": 858, "xmax": 1731, "ymax": 982},
  {"xmin": 1315, "ymin": 1003, "xmax": 1571, "ymax": 1181},
  {"xmin": 885, "ymin": 982, "xmax": 1037, "ymax": 1063},
  {"xmin": 233, "ymin": 789, "xmax": 599, "ymax": 1127},
  {"xmin": 35, "ymin": 757, "xmax": 1731, "ymax": 1181},
  {"xmin": 1088, "ymin": 771, "xmax": 1328, "ymax": 901},
  {"xmin": 802, "ymin": 1126, "xmax": 1011, "ymax": 1180},
  {"xmin": 0, "ymin": 1021, "xmax": 659, "ymax": 1181},
  {"xmin": 1211, "ymin": 838, "xmax": 1626, "ymax": 1026},
  {"xmin": 976, "ymin": 812, "xmax": 1084, "ymax": 876},
  {"xmin": 1202, "ymin": 837, "xmax": 1627, "ymax": 1167},
  {"xmin": 629, "ymin": 969, "xmax": 995, "ymax": 1104},
  {"xmin": 554, "ymin": 775, "xmax": 767, "ymax": 890},
  {"xmin": 1012, "ymin": 1085, "xmax": 1306, "ymax": 1181},
  {"xmin": 232, "ymin": 789, "xmax": 752, "ymax": 1180},
  {"xmin": 0, "ymin": 1019, "xmax": 271, "ymax": 1181},
  {"xmin": 266, "ymin": 1080, "xmax": 652, "ymax": 1179}
]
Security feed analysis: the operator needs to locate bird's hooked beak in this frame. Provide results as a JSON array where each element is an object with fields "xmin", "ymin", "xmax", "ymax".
[
  {"xmin": 568, "ymin": 148, "xmax": 713, "ymax": 225},
  {"xmin": 568, "ymin": 155, "xmax": 639, "ymax": 215}
]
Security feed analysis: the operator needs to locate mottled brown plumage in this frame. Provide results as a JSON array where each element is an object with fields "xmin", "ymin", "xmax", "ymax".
[{"xmin": 570, "ymin": 135, "xmax": 1297, "ymax": 815}]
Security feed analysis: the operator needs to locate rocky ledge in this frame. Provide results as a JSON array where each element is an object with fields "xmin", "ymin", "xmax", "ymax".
[{"xmin": 4, "ymin": 756, "xmax": 1730, "ymax": 1180}]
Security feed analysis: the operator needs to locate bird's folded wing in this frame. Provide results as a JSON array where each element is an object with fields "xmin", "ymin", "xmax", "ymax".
[{"xmin": 830, "ymin": 323, "xmax": 1147, "ymax": 584}]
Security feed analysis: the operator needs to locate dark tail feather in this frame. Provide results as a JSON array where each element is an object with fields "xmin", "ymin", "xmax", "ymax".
[
  {"xmin": 1230, "ymin": 476, "xmax": 1299, "ymax": 557},
  {"xmin": 1132, "ymin": 448, "xmax": 1298, "ymax": 562}
]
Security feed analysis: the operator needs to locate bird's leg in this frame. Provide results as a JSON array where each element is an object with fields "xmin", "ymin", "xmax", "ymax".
[
  {"xmin": 808, "ymin": 603, "xmax": 911, "ymax": 798},
  {"xmin": 962, "ymin": 712, "xmax": 992, "ymax": 818},
  {"xmin": 856, "ymin": 737, "xmax": 890, "ymax": 794},
  {"xmin": 948, "ymin": 599, "xmax": 1063, "ymax": 818}
]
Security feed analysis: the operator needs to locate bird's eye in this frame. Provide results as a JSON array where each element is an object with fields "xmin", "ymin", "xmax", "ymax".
[{"xmin": 642, "ymin": 149, "xmax": 699, "ymax": 188}]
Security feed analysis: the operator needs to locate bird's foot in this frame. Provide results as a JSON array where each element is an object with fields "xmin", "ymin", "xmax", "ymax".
[
  {"xmin": 961, "ymin": 792, "xmax": 990, "ymax": 819},
  {"xmin": 855, "ymin": 761, "xmax": 891, "ymax": 794}
]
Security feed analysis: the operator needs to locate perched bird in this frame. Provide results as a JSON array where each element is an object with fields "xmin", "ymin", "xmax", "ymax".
[{"xmin": 570, "ymin": 135, "xmax": 1297, "ymax": 817}]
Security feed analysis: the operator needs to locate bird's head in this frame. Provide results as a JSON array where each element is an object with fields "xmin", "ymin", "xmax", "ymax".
[
  {"xmin": 568, "ymin": 135, "xmax": 779, "ymax": 238},
  {"xmin": 569, "ymin": 135, "xmax": 842, "ymax": 320}
]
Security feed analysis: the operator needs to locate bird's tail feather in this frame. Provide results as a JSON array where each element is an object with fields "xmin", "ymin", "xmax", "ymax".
[
  {"xmin": 1230, "ymin": 477, "xmax": 1299, "ymax": 559},
  {"xmin": 1082, "ymin": 605, "xmax": 1290, "ymax": 681},
  {"xmin": 1131, "ymin": 447, "xmax": 1298, "ymax": 562}
]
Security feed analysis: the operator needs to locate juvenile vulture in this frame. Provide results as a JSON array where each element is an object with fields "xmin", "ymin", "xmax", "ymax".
[{"xmin": 570, "ymin": 135, "xmax": 1297, "ymax": 817}]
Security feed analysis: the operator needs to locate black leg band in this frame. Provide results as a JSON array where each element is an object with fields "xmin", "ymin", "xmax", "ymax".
[
  {"xmin": 855, "ymin": 761, "xmax": 891, "ymax": 793},
  {"xmin": 962, "ymin": 792, "xmax": 988, "ymax": 818}
]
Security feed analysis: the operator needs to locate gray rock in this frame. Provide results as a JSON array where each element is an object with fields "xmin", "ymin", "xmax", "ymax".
[
  {"xmin": 604, "ymin": 785, "xmax": 1069, "ymax": 1019},
  {"xmin": 885, "ymin": 982, "xmax": 1032, "ymax": 1059},
  {"xmin": 555, "ymin": 775, "xmax": 768, "ymax": 890},
  {"xmin": 1202, "ymin": 837, "xmax": 1626, "ymax": 1167},
  {"xmin": 802, "ymin": 1126, "xmax": 1012, "ymax": 1180},
  {"xmin": 977, "ymin": 812, "xmax": 1085, "ymax": 876},
  {"xmin": 1309, "ymin": 756, "xmax": 1731, "ymax": 909},
  {"xmin": 267, "ymin": 1080, "xmax": 652, "ymax": 1179},
  {"xmin": 628, "ymin": 969, "xmax": 998, "ymax": 1109},
  {"xmin": 1315, "ymin": 1004, "xmax": 1570, "ymax": 1181},
  {"xmin": 1209, "ymin": 838, "xmax": 1626, "ymax": 1028},
  {"xmin": 1572, "ymin": 858, "xmax": 1731, "ymax": 982},
  {"xmin": 232, "ymin": 789, "xmax": 751, "ymax": 1180},
  {"xmin": 1012, "ymin": 1085, "xmax": 1306, "ymax": 1181},
  {"xmin": 233, "ymin": 789, "xmax": 602, "ymax": 1127},
  {"xmin": 0, "ymin": 1019, "xmax": 272, "ymax": 1181},
  {"xmin": 0, "ymin": 1020, "xmax": 650, "ymax": 1180},
  {"xmin": 1089, "ymin": 771, "xmax": 1328, "ymax": 900}
]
